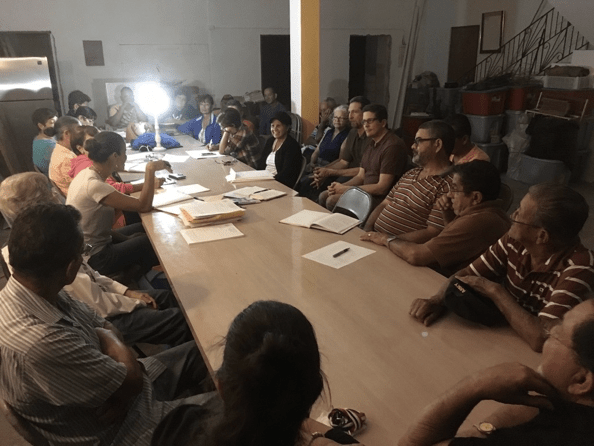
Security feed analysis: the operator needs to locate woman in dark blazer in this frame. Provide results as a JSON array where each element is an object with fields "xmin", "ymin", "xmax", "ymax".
[{"xmin": 260, "ymin": 111, "xmax": 303, "ymax": 188}]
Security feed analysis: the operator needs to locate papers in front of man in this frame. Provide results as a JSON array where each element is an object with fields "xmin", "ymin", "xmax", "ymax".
[
  {"xmin": 280, "ymin": 210, "xmax": 360, "ymax": 235},
  {"xmin": 179, "ymin": 199, "xmax": 246, "ymax": 227},
  {"xmin": 224, "ymin": 186, "xmax": 286, "ymax": 202},
  {"xmin": 175, "ymin": 183, "xmax": 210, "ymax": 195},
  {"xmin": 124, "ymin": 161, "xmax": 148, "ymax": 172},
  {"xmin": 186, "ymin": 149, "xmax": 225, "ymax": 159},
  {"xmin": 303, "ymin": 241, "xmax": 375, "ymax": 269},
  {"xmin": 151, "ymin": 189, "xmax": 194, "ymax": 208},
  {"xmin": 180, "ymin": 223, "xmax": 245, "ymax": 245},
  {"xmin": 225, "ymin": 168, "xmax": 274, "ymax": 183}
]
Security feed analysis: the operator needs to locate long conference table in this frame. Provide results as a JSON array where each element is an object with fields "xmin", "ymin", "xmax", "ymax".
[{"xmin": 136, "ymin": 134, "xmax": 540, "ymax": 444}]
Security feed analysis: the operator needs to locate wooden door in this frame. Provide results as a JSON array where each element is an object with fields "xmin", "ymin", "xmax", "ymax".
[{"xmin": 447, "ymin": 25, "xmax": 480, "ymax": 84}]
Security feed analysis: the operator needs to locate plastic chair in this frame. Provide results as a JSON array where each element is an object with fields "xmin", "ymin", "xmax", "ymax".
[
  {"xmin": 498, "ymin": 183, "xmax": 514, "ymax": 212},
  {"xmin": 332, "ymin": 187, "xmax": 373, "ymax": 227},
  {"xmin": 293, "ymin": 155, "xmax": 307, "ymax": 190},
  {"xmin": 0, "ymin": 399, "xmax": 49, "ymax": 446}
]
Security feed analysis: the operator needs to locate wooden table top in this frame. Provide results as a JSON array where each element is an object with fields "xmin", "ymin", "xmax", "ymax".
[{"xmin": 137, "ymin": 135, "xmax": 541, "ymax": 444}]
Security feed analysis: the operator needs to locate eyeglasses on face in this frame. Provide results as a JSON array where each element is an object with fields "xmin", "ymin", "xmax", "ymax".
[
  {"xmin": 333, "ymin": 116, "xmax": 348, "ymax": 121},
  {"xmin": 449, "ymin": 186, "xmax": 467, "ymax": 194},
  {"xmin": 413, "ymin": 137, "xmax": 438, "ymax": 146},
  {"xmin": 509, "ymin": 208, "xmax": 540, "ymax": 228},
  {"xmin": 362, "ymin": 118, "xmax": 379, "ymax": 125}
]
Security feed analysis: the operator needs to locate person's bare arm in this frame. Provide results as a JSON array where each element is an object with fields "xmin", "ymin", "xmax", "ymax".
[
  {"xmin": 94, "ymin": 328, "xmax": 144, "ymax": 424},
  {"xmin": 363, "ymin": 198, "xmax": 388, "ymax": 232},
  {"xmin": 357, "ymin": 173, "xmax": 395, "ymax": 197},
  {"xmin": 397, "ymin": 224, "xmax": 443, "ymax": 244},
  {"xmin": 106, "ymin": 104, "xmax": 128, "ymax": 127},
  {"xmin": 457, "ymin": 275, "xmax": 556, "ymax": 352},
  {"xmin": 399, "ymin": 363, "xmax": 556, "ymax": 446},
  {"xmin": 101, "ymin": 160, "xmax": 171, "ymax": 213},
  {"xmin": 218, "ymin": 130, "xmax": 232, "ymax": 154},
  {"xmin": 360, "ymin": 232, "xmax": 437, "ymax": 266}
]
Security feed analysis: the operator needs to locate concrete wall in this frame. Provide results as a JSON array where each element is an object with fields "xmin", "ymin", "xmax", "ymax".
[{"xmin": 414, "ymin": 0, "xmax": 550, "ymax": 85}]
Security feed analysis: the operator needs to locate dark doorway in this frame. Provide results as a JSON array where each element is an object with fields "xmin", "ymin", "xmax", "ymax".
[
  {"xmin": 348, "ymin": 35, "xmax": 392, "ymax": 107},
  {"xmin": 447, "ymin": 25, "xmax": 480, "ymax": 85},
  {"xmin": 260, "ymin": 35, "xmax": 291, "ymax": 109}
]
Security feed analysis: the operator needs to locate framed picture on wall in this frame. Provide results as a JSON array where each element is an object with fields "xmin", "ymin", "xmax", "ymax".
[{"xmin": 480, "ymin": 11, "xmax": 504, "ymax": 53}]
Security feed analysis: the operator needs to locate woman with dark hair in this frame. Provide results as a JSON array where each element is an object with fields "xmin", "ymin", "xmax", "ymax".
[
  {"xmin": 31, "ymin": 108, "xmax": 58, "ymax": 175},
  {"xmin": 177, "ymin": 94, "xmax": 222, "ymax": 146},
  {"xmin": 152, "ymin": 300, "xmax": 357, "ymax": 446},
  {"xmin": 215, "ymin": 108, "xmax": 261, "ymax": 168},
  {"xmin": 66, "ymin": 131, "xmax": 171, "ymax": 276},
  {"xmin": 260, "ymin": 111, "xmax": 303, "ymax": 188},
  {"xmin": 75, "ymin": 105, "xmax": 98, "ymax": 126}
]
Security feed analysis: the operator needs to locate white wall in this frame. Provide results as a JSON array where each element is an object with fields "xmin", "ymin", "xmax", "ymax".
[
  {"xmin": 319, "ymin": 0, "xmax": 414, "ymax": 120},
  {"xmin": 414, "ymin": 0, "xmax": 550, "ymax": 85},
  {"xmin": 548, "ymin": 0, "xmax": 594, "ymax": 44}
]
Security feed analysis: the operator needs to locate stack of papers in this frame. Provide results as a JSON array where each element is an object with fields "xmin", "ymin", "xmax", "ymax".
[
  {"xmin": 179, "ymin": 199, "xmax": 246, "ymax": 227},
  {"xmin": 280, "ymin": 210, "xmax": 360, "ymax": 235},
  {"xmin": 180, "ymin": 223, "xmax": 244, "ymax": 245},
  {"xmin": 175, "ymin": 184, "xmax": 210, "ymax": 195},
  {"xmin": 225, "ymin": 168, "xmax": 274, "ymax": 183}
]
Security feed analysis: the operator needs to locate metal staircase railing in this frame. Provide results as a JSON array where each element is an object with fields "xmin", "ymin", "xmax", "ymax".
[{"xmin": 461, "ymin": 8, "xmax": 590, "ymax": 85}]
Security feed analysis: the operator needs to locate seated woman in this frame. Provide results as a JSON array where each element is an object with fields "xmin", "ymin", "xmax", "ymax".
[
  {"xmin": 74, "ymin": 105, "xmax": 98, "ymax": 126},
  {"xmin": 260, "ymin": 111, "xmax": 303, "ymax": 188},
  {"xmin": 31, "ymin": 108, "xmax": 58, "ymax": 175},
  {"xmin": 152, "ymin": 300, "xmax": 358, "ymax": 446},
  {"xmin": 177, "ymin": 94, "xmax": 222, "ymax": 146},
  {"xmin": 308, "ymin": 105, "xmax": 350, "ymax": 170},
  {"xmin": 66, "ymin": 131, "xmax": 171, "ymax": 276},
  {"xmin": 215, "ymin": 108, "xmax": 261, "ymax": 168}
]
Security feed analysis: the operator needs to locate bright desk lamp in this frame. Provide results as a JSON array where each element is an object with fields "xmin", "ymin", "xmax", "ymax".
[{"xmin": 136, "ymin": 82, "xmax": 170, "ymax": 152}]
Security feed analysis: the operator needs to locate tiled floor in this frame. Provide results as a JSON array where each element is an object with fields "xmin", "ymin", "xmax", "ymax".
[{"xmin": 1, "ymin": 176, "xmax": 594, "ymax": 444}]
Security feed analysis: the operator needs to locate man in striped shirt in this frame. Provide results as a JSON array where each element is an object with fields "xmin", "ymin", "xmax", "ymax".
[
  {"xmin": 364, "ymin": 120, "xmax": 454, "ymax": 243},
  {"xmin": 410, "ymin": 183, "xmax": 594, "ymax": 352},
  {"xmin": 0, "ymin": 203, "xmax": 211, "ymax": 445}
]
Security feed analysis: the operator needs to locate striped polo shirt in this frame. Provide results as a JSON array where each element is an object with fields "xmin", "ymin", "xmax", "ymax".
[
  {"xmin": 0, "ymin": 277, "xmax": 178, "ymax": 445},
  {"xmin": 374, "ymin": 167, "xmax": 453, "ymax": 236},
  {"xmin": 468, "ymin": 234, "xmax": 594, "ymax": 319}
]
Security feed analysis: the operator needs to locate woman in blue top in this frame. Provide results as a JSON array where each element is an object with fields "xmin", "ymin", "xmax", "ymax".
[
  {"xmin": 31, "ymin": 108, "xmax": 58, "ymax": 175},
  {"xmin": 307, "ymin": 105, "xmax": 350, "ymax": 170},
  {"xmin": 177, "ymin": 94, "xmax": 222, "ymax": 146}
]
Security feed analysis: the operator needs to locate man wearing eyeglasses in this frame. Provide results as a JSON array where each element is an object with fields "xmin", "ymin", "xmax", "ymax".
[
  {"xmin": 361, "ymin": 160, "xmax": 510, "ymax": 276},
  {"xmin": 321, "ymin": 103, "xmax": 408, "ymax": 211},
  {"xmin": 364, "ymin": 120, "xmax": 455, "ymax": 243},
  {"xmin": 401, "ymin": 299, "xmax": 594, "ymax": 446},
  {"xmin": 410, "ymin": 183, "xmax": 594, "ymax": 352}
]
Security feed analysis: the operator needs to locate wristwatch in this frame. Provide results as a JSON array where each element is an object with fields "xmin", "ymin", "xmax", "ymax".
[
  {"xmin": 385, "ymin": 235, "xmax": 397, "ymax": 248},
  {"xmin": 474, "ymin": 421, "xmax": 496, "ymax": 435}
]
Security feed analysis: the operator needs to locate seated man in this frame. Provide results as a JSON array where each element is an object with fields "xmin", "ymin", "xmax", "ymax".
[
  {"xmin": 302, "ymin": 97, "xmax": 338, "ymax": 150},
  {"xmin": 364, "ymin": 120, "xmax": 455, "ymax": 243},
  {"xmin": 48, "ymin": 116, "xmax": 80, "ymax": 196},
  {"xmin": 167, "ymin": 88, "xmax": 198, "ymax": 124},
  {"xmin": 320, "ymin": 103, "xmax": 408, "ymax": 211},
  {"xmin": 259, "ymin": 87, "xmax": 286, "ymax": 136},
  {"xmin": 0, "ymin": 203, "xmax": 211, "ymax": 444},
  {"xmin": 447, "ymin": 114, "xmax": 490, "ymax": 164},
  {"xmin": 66, "ymin": 90, "xmax": 91, "ymax": 117},
  {"xmin": 216, "ymin": 108, "xmax": 261, "ymax": 168},
  {"xmin": 0, "ymin": 172, "xmax": 193, "ymax": 348},
  {"xmin": 400, "ymin": 299, "xmax": 594, "ymax": 446},
  {"xmin": 410, "ymin": 183, "xmax": 594, "ymax": 352},
  {"xmin": 360, "ymin": 160, "xmax": 510, "ymax": 276},
  {"xmin": 107, "ymin": 86, "xmax": 148, "ymax": 129}
]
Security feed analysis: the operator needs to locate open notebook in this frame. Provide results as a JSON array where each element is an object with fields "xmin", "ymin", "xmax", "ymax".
[
  {"xmin": 225, "ymin": 168, "xmax": 274, "ymax": 183},
  {"xmin": 280, "ymin": 210, "xmax": 360, "ymax": 235}
]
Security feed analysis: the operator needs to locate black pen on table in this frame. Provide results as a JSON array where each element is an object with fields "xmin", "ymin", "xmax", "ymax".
[{"xmin": 332, "ymin": 247, "xmax": 350, "ymax": 258}]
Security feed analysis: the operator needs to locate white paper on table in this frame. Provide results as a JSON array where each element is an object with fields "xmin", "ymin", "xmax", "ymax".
[
  {"xmin": 163, "ymin": 154, "xmax": 190, "ymax": 163},
  {"xmin": 303, "ymin": 241, "xmax": 375, "ymax": 269},
  {"xmin": 175, "ymin": 183, "xmax": 210, "ymax": 195},
  {"xmin": 152, "ymin": 189, "xmax": 193, "ymax": 208},
  {"xmin": 130, "ymin": 179, "xmax": 144, "ymax": 185},
  {"xmin": 186, "ymin": 149, "xmax": 224, "ymax": 159},
  {"xmin": 225, "ymin": 168, "xmax": 274, "ymax": 183},
  {"xmin": 126, "ymin": 152, "xmax": 149, "ymax": 161},
  {"xmin": 180, "ymin": 223, "xmax": 244, "ymax": 245},
  {"xmin": 156, "ymin": 199, "xmax": 197, "ymax": 215},
  {"xmin": 224, "ymin": 186, "xmax": 267, "ymax": 198},
  {"xmin": 124, "ymin": 162, "xmax": 147, "ymax": 172}
]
